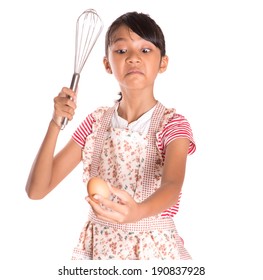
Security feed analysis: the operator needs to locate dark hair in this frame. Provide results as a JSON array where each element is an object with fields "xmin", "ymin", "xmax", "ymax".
[{"xmin": 105, "ymin": 12, "xmax": 166, "ymax": 57}]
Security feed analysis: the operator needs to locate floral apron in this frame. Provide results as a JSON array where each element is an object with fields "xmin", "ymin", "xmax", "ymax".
[{"xmin": 72, "ymin": 102, "xmax": 191, "ymax": 260}]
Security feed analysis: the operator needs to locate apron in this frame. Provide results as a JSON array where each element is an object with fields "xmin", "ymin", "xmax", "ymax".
[{"xmin": 72, "ymin": 102, "xmax": 191, "ymax": 260}]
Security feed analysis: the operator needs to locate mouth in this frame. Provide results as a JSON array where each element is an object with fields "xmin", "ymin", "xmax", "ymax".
[{"xmin": 126, "ymin": 69, "xmax": 144, "ymax": 76}]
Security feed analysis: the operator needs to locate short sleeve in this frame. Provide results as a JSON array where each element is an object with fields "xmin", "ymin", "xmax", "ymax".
[
  {"xmin": 157, "ymin": 113, "xmax": 196, "ymax": 155},
  {"xmin": 72, "ymin": 114, "xmax": 95, "ymax": 148}
]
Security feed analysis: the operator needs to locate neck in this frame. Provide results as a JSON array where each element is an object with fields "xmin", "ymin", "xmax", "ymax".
[{"xmin": 117, "ymin": 94, "xmax": 157, "ymax": 124}]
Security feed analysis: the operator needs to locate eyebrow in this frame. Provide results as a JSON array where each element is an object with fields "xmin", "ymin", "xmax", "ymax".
[{"xmin": 111, "ymin": 37, "xmax": 127, "ymax": 44}]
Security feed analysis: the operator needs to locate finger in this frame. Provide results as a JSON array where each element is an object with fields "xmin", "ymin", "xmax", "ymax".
[
  {"xmin": 87, "ymin": 197, "xmax": 126, "ymax": 223},
  {"xmin": 87, "ymin": 197, "xmax": 114, "ymax": 219},
  {"xmin": 58, "ymin": 96, "xmax": 77, "ymax": 110},
  {"xmin": 53, "ymin": 102, "xmax": 76, "ymax": 120},
  {"xmin": 52, "ymin": 105, "xmax": 76, "ymax": 128},
  {"xmin": 54, "ymin": 93, "xmax": 77, "ymax": 111},
  {"xmin": 87, "ymin": 195, "xmax": 118, "ymax": 217},
  {"xmin": 92, "ymin": 194, "xmax": 131, "ymax": 222},
  {"xmin": 60, "ymin": 87, "xmax": 77, "ymax": 100},
  {"xmin": 108, "ymin": 185, "xmax": 131, "ymax": 203},
  {"xmin": 96, "ymin": 212, "xmax": 124, "ymax": 223},
  {"xmin": 54, "ymin": 97, "xmax": 76, "ymax": 109}
]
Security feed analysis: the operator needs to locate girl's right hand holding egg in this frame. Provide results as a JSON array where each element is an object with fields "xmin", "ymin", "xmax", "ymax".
[{"xmin": 52, "ymin": 87, "xmax": 77, "ymax": 128}]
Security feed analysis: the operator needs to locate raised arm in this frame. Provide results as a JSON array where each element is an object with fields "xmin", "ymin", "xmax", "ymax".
[{"xmin": 25, "ymin": 87, "xmax": 82, "ymax": 199}]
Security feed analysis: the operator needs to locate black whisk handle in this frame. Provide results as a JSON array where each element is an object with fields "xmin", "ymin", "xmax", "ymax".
[{"xmin": 60, "ymin": 73, "xmax": 80, "ymax": 130}]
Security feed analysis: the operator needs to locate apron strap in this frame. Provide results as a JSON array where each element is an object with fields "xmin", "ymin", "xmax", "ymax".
[
  {"xmin": 90, "ymin": 104, "xmax": 117, "ymax": 177},
  {"xmin": 140, "ymin": 102, "xmax": 166, "ymax": 199}
]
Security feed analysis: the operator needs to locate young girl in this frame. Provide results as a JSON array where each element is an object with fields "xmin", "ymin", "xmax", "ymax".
[{"xmin": 26, "ymin": 11, "xmax": 196, "ymax": 260}]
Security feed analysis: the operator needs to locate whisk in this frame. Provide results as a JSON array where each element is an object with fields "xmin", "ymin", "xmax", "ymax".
[{"xmin": 60, "ymin": 9, "xmax": 103, "ymax": 129}]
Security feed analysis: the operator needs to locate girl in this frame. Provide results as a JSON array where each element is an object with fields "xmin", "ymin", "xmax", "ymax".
[{"xmin": 26, "ymin": 11, "xmax": 196, "ymax": 260}]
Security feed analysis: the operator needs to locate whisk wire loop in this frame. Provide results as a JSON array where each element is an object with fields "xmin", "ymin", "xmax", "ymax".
[{"xmin": 74, "ymin": 9, "xmax": 103, "ymax": 74}]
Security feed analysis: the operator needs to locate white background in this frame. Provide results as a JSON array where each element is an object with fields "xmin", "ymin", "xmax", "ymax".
[{"xmin": 0, "ymin": 0, "xmax": 262, "ymax": 279}]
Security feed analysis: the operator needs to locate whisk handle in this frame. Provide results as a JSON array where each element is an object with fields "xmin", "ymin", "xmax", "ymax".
[
  {"xmin": 70, "ymin": 73, "xmax": 80, "ymax": 92},
  {"xmin": 60, "ymin": 73, "xmax": 80, "ymax": 130}
]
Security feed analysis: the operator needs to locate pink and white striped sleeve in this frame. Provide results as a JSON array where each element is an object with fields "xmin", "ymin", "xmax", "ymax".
[
  {"xmin": 72, "ymin": 114, "xmax": 95, "ymax": 148},
  {"xmin": 158, "ymin": 113, "xmax": 196, "ymax": 155}
]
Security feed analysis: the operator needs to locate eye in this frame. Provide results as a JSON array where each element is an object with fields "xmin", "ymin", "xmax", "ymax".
[
  {"xmin": 116, "ymin": 49, "xmax": 127, "ymax": 54},
  {"xmin": 142, "ymin": 48, "xmax": 151, "ymax": 53}
]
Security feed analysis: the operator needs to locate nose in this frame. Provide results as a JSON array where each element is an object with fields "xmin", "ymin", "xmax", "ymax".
[{"xmin": 126, "ymin": 51, "xmax": 141, "ymax": 64}]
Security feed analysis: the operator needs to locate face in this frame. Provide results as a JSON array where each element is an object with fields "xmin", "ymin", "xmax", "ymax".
[{"xmin": 104, "ymin": 25, "xmax": 168, "ymax": 91}]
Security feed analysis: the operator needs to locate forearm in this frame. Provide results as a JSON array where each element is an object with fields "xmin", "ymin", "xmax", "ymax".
[
  {"xmin": 25, "ymin": 120, "xmax": 60, "ymax": 199},
  {"xmin": 138, "ymin": 138, "xmax": 190, "ymax": 219},
  {"xmin": 138, "ymin": 182, "xmax": 182, "ymax": 219}
]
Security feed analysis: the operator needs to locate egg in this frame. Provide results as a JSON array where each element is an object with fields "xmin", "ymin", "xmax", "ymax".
[{"xmin": 87, "ymin": 177, "xmax": 111, "ymax": 203}]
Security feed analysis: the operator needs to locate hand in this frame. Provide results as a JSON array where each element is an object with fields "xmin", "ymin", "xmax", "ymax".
[
  {"xmin": 86, "ymin": 184, "xmax": 142, "ymax": 224},
  {"xmin": 52, "ymin": 87, "xmax": 77, "ymax": 127}
]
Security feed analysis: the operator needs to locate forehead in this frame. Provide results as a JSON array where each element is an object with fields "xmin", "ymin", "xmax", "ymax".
[{"xmin": 110, "ymin": 25, "xmax": 143, "ymax": 44}]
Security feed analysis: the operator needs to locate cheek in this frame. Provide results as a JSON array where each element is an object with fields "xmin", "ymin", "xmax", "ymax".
[
  {"xmin": 146, "ymin": 63, "xmax": 160, "ymax": 76},
  {"xmin": 108, "ymin": 52, "xmax": 125, "ymax": 67},
  {"xmin": 108, "ymin": 60, "xmax": 123, "ymax": 78}
]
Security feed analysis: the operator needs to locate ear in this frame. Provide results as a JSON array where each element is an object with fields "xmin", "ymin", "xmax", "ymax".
[
  {"xmin": 159, "ymin": 55, "xmax": 169, "ymax": 73},
  {"xmin": 103, "ymin": 56, "xmax": 112, "ymax": 74}
]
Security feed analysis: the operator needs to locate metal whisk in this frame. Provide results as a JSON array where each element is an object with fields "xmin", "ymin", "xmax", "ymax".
[{"xmin": 60, "ymin": 9, "xmax": 103, "ymax": 129}]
